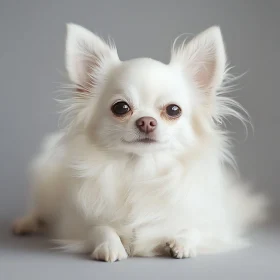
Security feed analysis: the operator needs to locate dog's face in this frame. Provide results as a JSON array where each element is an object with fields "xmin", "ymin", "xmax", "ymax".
[
  {"xmin": 90, "ymin": 58, "xmax": 196, "ymax": 154},
  {"xmin": 65, "ymin": 24, "xmax": 226, "ymax": 155}
]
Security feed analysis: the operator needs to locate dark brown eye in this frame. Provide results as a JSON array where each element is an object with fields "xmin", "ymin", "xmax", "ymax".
[
  {"xmin": 166, "ymin": 104, "xmax": 181, "ymax": 118},
  {"xmin": 111, "ymin": 101, "xmax": 131, "ymax": 116}
]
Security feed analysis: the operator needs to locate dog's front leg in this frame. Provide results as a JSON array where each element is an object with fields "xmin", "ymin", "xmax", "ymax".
[
  {"xmin": 89, "ymin": 226, "xmax": 128, "ymax": 262},
  {"xmin": 165, "ymin": 228, "xmax": 201, "ymax": 259}
]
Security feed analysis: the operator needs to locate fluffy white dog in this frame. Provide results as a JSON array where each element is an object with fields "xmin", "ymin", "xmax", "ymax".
[{"xmin": 12, "ymin": 24, "xmax": 267, "ymax": 262}]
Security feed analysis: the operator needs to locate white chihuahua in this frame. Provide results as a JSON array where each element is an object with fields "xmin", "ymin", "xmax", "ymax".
[{"xmin": 12, "ymin": 24, "xmax": 267, "ymax": 262}]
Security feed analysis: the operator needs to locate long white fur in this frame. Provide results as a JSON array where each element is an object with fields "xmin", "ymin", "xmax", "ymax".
[{"xmin": 14, "ymin": 24, "xmax": 267, "ymax": 261}]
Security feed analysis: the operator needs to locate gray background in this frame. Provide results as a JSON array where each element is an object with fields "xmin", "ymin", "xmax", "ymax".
[{"xmin": 0, "ymin": 0, "xmax": 279, "ymax": 279}]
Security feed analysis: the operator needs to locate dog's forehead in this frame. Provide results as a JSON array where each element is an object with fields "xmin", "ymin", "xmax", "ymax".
[{"xmin": 112, "ymin": 58, "xmax": 185, "ymax": 96}]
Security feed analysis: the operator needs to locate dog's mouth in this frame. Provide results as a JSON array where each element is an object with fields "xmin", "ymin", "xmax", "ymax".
[{"xmin": 123, "ymin": 138, "xmax": 157, "ymax": 144}]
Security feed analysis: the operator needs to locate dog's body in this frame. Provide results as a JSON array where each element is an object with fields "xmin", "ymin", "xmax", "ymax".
[{"xmin": 13, "ymin": 24, "xmax": 266, "ymax": 261}]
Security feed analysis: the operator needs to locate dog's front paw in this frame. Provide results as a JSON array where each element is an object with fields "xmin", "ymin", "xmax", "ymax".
[
  {"xmin": 91, "ymin": 241, "xmax": 128, "ymax": 262},
  {"xmin": 166, "ymin": 229, "xmax": 201, "ymax": 259},
  {"xmin": 166, "ymin": 239, "xmax": 197, "ymax": 259}
]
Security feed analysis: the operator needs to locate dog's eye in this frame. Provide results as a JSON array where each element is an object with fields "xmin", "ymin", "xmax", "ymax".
[
  {"xmin": 166, "ymin": 104, "xmax": 181, "ymax": 118},
  {"xmin": 111, "ymin": 101, "xmax": 131, "ymax": 116}
]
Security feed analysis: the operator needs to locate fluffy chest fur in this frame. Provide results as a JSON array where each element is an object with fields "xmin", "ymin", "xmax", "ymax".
[
  {"xmin": 54, "ymin": 132, "xmax": 221, "ymax": 237},
  {"xmin": 70, "ymin": 147, "xmax": 188, "ymax": 228}
]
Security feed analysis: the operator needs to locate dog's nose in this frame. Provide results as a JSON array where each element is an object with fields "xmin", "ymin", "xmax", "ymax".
[{"xmin": 135, "ymin": 117, "xmax": 157, "ymax": 133}]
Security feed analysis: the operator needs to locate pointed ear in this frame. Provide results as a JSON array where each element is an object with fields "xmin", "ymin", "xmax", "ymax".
[
  {"xmin": 170, "ymin": 26, "xmax": 226, "ymax": 97},
  {"xmin": 65, "ymin": 23, "xmax": 119, "ymax": 91}
]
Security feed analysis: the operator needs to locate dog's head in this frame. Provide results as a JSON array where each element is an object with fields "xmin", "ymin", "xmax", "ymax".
[{"xmin": 64, "ymin": 24, "xmax": 226, "ymax": 155}]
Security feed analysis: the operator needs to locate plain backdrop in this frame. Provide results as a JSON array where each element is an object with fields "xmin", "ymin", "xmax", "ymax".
[{"xmin": 0, "ymin": 1, "xmax": 279, "ymax": 279}]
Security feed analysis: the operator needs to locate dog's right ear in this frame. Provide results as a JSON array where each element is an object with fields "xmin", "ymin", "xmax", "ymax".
[{"xmin": 65, "ymin": 23, "xmax": 120, "ymax": 92}]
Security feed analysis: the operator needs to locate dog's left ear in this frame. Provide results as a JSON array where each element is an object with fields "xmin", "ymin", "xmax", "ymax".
[
  {"xmin": 65, "ymin": 23, "xmax": 120, "ymax": 92},
  {"xmin": 170, "ymin": 26, "xmax": 226, "ymax": 98}
]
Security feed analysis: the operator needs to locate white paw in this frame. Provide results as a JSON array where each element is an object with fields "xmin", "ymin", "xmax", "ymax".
[
  {"xmin": 166, "ymin": 239, "xmax": 197, "ymax": 259},
  {"xmin": 91, "ymin": 241, "xmax": 128, "ymax": 262}
]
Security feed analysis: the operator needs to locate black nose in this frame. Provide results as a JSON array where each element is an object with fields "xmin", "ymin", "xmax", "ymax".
[{"xmin": 135, "ymin": 117, "xmax": 157, "ymax": 133}]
